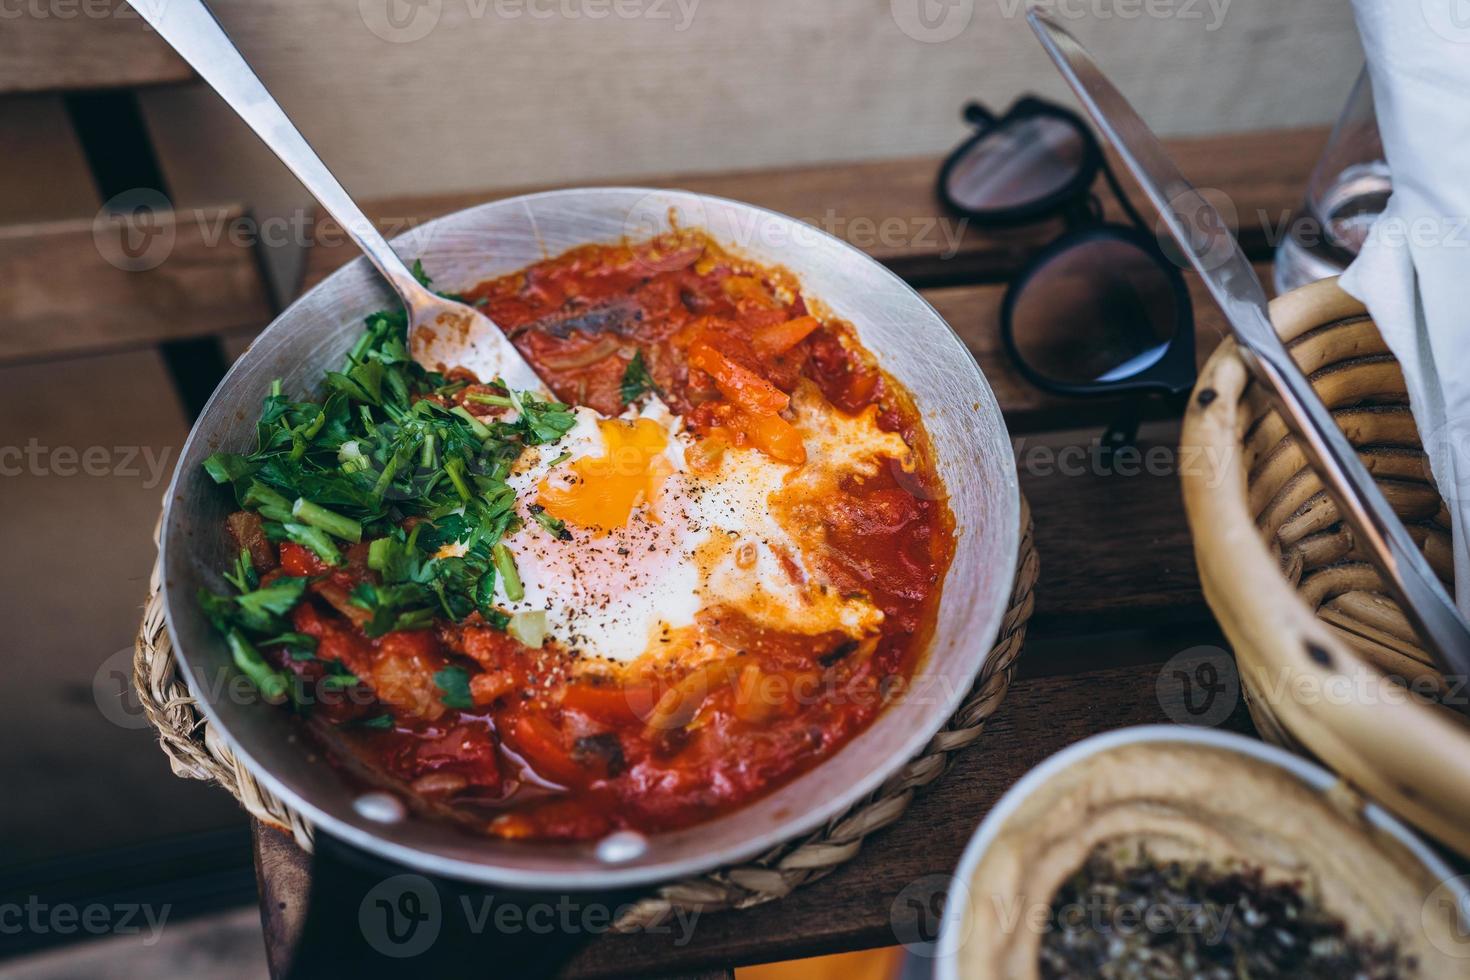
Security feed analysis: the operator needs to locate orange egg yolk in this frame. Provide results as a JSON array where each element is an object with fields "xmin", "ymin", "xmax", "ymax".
[{"xmin": 536, "ymin": 418, "xmax": 672, "ymax": 534}]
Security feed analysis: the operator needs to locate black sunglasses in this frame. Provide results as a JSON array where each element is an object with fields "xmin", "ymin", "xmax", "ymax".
[{"xmin": 938, "ymin": 96, "xmax": 1197, "ymax": 402}]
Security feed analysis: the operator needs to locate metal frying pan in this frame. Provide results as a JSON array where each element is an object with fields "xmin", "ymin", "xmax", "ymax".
[{"xmin": 159, "ymin": 188, "xmax": 1019, "ymax": 969}]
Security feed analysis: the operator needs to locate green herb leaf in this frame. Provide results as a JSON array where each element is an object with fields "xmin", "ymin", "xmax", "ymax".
[
  {"xmin": 281, "ymin": 523, "xmax": 343, "ymax": 566},
  {"xmin": 257, "ymin": 631, "xmax": 318, "ymax": 661},
  {"xmin": 415, "ymin": 513, "xmax": 473, "ymax": 553},
  {"xmin": 464, "ymin": 390, "xmax": 513, "ymax": 409},
  {"xmin": 203, "ymin": 452, "xmax": 257, "ymax": 489},
  {"xmin": 527, "ymin": 503, "xmax": 572, "ymax": 541},
  {"xmin": 200, "ymin": 577, "xmax": 309, "ymax": 637},
  {"xmin": 225, "ymin": 629, "xmax": 289, "ymax": 704},
  {"xmin": 291, "ymin": 497, "xmax": 363, "ymax": 543},
  {"xmin": 367, "ymin": 529, "xmax": 423, "ymax": 584},
  {"xmin": 492, "ymin": 543, "xmax": 524, "ymax": 602},
  {"xmin": 433, "ymin": 666, "xmax": 474, "ymax": 710},
  {"xmin": 509, "ymin": 392, "xmax": 577, "ymax": 446},
  {"xmin": 318, "ymin": 672, "xmax": 359, "ymax": 691},
  {"xmin": 223, "ymin": 547, "xmax": 259, "ymax": 594},
  {"xmin": 620, "ymin": 350, "xmax": 660, "ymax": 406},
  {"xmin": 237, "ymin": 576, "xmax": 308, "ymax": 615},
  {"xmin": 474, "ymin": 567, "xmax": 499, "ymax": 622},
  {"xmin": 325, "ymin": 360, "xmax": 386, "ymax": 406},
  {"xmin": 349, "ymin": 581, "xmax": 436, "ymax": 637},
  {"xmin": 243, "ymin": 482, "xmax": 293, "ymax": 523}
]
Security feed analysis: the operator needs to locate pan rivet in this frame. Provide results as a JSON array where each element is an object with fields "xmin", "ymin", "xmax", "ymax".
[
  {"xmin": 354, "ymin": 792, "xmax": 406, "ymax": 824},
  {"xmin": 595, "ymin": 831, "xmax": 648, "ymax": 863}
]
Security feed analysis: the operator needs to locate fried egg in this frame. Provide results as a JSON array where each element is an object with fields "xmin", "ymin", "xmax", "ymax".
[{"xmin": 483, "ymin": 386, "xmax": 913, "ymax": 666}]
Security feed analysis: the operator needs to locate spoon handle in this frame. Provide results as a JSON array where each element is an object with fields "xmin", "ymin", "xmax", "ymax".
[{"xmin": 124, "ymin": 0, "xmax": 426, "ymax": 306}]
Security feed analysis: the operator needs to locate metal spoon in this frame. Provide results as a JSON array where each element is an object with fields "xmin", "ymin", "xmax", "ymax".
[{"xmin": 123, "ymin": 0, "xmax": 549, "ymax": 397}]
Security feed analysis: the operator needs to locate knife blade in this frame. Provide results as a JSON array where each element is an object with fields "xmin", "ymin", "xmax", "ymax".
[{"xmin": 1028, "ymin": 9, "xmax": 1470, "ymax": 683}]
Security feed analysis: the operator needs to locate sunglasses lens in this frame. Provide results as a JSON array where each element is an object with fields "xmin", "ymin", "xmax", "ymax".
[
  {"xmin": 945, "ymin": 114, "xmax": 1088, "ymax": 214},
  {"xmin": 1008, "ymin": 236, "xmax": 1185, "ymax": 388}
]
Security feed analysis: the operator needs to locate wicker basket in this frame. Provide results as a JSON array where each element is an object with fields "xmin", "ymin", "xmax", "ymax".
[{"xmin": 1180, "ymin": 277, "xmax": 1470, "ymax": 857}]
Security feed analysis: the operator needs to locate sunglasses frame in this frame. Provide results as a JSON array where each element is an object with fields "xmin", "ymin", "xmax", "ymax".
[
  {"xmin": 999, "ymin": 223, "xmax": 1197, "ymax": 397},
  {"xmin": 938, "ymin": 94, "xmax": 1197, "ymax": 399},
  {"xmin": 936, "ymin": 97, "xmax": 1104, "ymax": 227}
]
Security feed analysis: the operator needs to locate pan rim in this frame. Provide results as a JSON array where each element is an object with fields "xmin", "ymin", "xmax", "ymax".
[{"xmin": 160, "ymin": 186, "xmax": 1020, "ymax": 888}]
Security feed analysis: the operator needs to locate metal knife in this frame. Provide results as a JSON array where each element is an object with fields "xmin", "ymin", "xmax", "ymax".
[{"xmin": 1028, "ymin": 9, "xmax": 1470, "ymax": 680}]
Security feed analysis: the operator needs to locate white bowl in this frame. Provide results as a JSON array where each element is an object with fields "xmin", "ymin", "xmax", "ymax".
[{"xmin": 935, "ymin": 725, "xmax": 1470, "ymax": 980}]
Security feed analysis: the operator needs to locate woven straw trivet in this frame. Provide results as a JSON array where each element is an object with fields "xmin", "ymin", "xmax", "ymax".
[{"xmin": 134, "ymin": 496, "xmax": 1036, "ymax": 928}]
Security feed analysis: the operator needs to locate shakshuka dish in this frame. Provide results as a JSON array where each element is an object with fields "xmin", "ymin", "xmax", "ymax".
[{"xmin": 198, "ymin": 229, "xmax": 956, "ymax": 840}]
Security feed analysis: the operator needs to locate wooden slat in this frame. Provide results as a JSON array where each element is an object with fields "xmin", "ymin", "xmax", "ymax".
[
  {"xmin": 300, "ymin": 128, "xmax": 1326, "ymax": 292},
  {"xmin": 0, "ymin": 96, "xmax": 100, "ymax": 223},
  {"xmin": 1015, "ymin": 620, "xmax": 1228, "ymax": 683},
  {"xmin": 562, "ymin": 647, "xmax": 1255, "ymax": 978},
  {"xmin": 0, "ymin": 0, "xmax": 191, "ymax": 95},
  {"xmin": 0, "ymin": 204, "xmax": 273, "ymax": 363},
  {"xmin": 1022, "ymin": 421, "xmax": 1203, "ymax": 631}
]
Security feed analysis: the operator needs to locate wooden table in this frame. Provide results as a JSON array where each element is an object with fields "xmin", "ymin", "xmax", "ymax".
[{"xmin": 255, "ymin": 125, "xmax": 1328, "ymax": 978}]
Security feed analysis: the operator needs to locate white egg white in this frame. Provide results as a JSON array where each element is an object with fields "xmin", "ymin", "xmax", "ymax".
[{"xmin": 485, "ymin": 389, "xmax": 914, "ymax": 666}]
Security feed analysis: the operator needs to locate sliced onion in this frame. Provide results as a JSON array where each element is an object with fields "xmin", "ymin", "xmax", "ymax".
[
  {"xmin": 337, "ymin": 440, "xmax": 368, "ymax": 473},
  {"xmin": 411, "ymin": 772, "xmax": 469, "ymax": 796},
  {"xmin": 509, "ymin": 610, "xmax": 548, "ymax": 649},
  {"xmin": 535, "ymin": 336, "xmax": 623, "ymax": 371}
]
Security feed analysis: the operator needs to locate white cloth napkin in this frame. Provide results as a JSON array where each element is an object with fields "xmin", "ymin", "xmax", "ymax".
[{"xmin": 1340, "ymin": 0, "xmax": 1470, "ymax": 614}]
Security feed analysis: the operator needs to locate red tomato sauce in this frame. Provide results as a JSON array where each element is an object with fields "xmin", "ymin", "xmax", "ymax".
[{"xmin": 258, "ymin": 232, "xmax": 956, "ymax": 840}]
